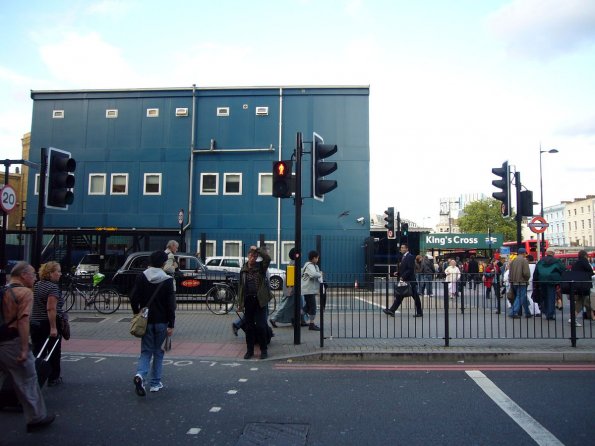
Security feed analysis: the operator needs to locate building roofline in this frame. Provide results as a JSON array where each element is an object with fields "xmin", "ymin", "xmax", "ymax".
[{"xmin": 30, "ymin": 84, "xmax": 370, "ymax": 95}]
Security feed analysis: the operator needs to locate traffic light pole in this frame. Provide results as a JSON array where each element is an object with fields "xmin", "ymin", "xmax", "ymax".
[
  {"xmin": 515, "ymin": 171, "xmax": 522, "ymax": 251},
  {"xmin": 293, "ymin": 132, "xmax": 303, "ymax": 345},
  {"xmin": 33, "ymin": 147, "xmax": 48, "ymax": 270}
]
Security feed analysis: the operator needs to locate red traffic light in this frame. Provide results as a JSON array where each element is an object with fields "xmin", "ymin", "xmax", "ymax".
[{"xmin": 275, "ymin": 161, "xmax": 289, "ymax": 177}]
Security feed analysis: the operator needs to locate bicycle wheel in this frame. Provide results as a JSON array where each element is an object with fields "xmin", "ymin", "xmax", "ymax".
[
  {"xmin": 206, "ymin": 285, "xmax": 235, "ymax": 315},
  {"xmin": 93, "ymin": 288, "xmax": 122, "ymax": 314},
  {"xmin": 63, "ymin": 288, "xmax": 77, "ymax": 312}
]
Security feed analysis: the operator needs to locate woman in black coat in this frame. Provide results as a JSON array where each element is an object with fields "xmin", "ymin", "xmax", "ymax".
[{"xmin": 571, "ymin": 250, "xmax": 594, "ymax": 321}]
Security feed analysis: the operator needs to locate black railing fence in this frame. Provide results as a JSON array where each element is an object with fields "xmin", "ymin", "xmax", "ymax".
[{"xmin": 317, "ymin": 275, "xmax": 594, "ymax": 347}]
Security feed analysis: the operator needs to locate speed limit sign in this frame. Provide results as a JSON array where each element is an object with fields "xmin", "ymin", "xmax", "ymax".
[{"xmin": 1, "ymin": 184, "xmax": 17, "ymax": 213}]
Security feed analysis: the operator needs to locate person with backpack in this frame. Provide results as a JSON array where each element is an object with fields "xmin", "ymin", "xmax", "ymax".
[
  {"xmin": 0, "ymin": 261, "xmax": 55, "ymax": 432},
  {"xmin": 301, "ymin": 250, "xmax": 324, "ymax": 330},
  {"xmin": 534, "ymin": 249, "xmax": 566, "ymax": 321}
]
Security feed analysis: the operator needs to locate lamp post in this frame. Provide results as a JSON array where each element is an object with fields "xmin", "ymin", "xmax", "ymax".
[{"xmin": 538, "ymin": 146, "xmax": 558, "ymax": 259}]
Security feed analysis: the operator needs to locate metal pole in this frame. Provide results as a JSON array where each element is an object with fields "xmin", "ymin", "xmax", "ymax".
[
  {"xmin": 0, "ymin": 161, "xmax": 9, "ymax": 285},
  {"xmin": 293, "ymin": 132, "xmax": 303, "ymax": 345},
  {"xmin": 539, "ymin": 147, "xmax": 544, "ymax": 261},
  {"xmin": 33, "ymin": 148, "xmax": 48, "ymax": 271},
  {"xmin": 515, "ymin": 171, "xmax": 522, "ymax": 251}
]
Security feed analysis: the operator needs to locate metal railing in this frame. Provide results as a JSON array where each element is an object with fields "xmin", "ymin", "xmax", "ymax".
[{"xmin": 318, "ymin": 275, "xmax": 594, "ymax": 347}]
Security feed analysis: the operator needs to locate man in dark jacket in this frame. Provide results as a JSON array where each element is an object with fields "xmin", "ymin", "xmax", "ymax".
[
  {"xmin": 467, "ymin": 255, "xmax": 480, "ymax": 290},
  {"xmin": 383, "ymin": 243, "xmax": 423, "ymax": 317},
  {"xmin": 131, "ymin": 250, "xmax": 176, "ymax": 396}
]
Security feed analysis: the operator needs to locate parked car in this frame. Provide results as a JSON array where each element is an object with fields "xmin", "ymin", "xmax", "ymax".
[
  {"xmin": 112, "ymin": 251, "xmax": 238, "ymax": 298},
  {"xmin": 205, "ymin": 256, "xmax": 286, "ymax": 290},
  {"xmin": 74, "ymin": 253, "xmax": 127, "ymax": 277}
]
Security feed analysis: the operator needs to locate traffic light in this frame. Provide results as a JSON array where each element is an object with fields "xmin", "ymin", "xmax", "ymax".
[
  {"xmin": 272, "ymin": 160, "xmax": 293, "ymax": 198},
  {"xmin": 520, "ymin": 190, "xmax": 534, "ymax": 216},
  {"xmin": 46, "ymin": 147, "xmax": 76, "ymax": 209},
  {"xmin": 491, "ymin": 161, "xmax": 511, "ymax": 217},
  {"xmin": 312, "ymin": 132, "xmax": 338, "ymax": 201},
  {"xmin": 384, "ymin": 207, "xmax": 395, "ymax": 239},
  {"xmin": 401, "ymin": 223, "xmax": 409, "ymax": 242}
]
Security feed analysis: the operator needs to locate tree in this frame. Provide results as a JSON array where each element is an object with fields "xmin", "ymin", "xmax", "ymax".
[{"xmin": 457, "ymin": 198, "xmax": 516, "ymax": 241}]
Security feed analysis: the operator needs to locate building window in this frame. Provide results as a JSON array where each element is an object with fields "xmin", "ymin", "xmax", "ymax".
[
  {"xmin": 259, "ymin": 241, "xmax": 277, "ymax": 264},
  {"xmin": 146, "ymin": 108, "xmax": 159, "ymax": 118},
  {"xmin": 224, "ymin": 173, "xmax": 242, "ymax": 195},
  {"xmin": 281, "ymin": 241, "xmax": 295, "ymax": 264},
  {"xmin": 89, "ymin": 174, "xmax": 106, "ymax": 195},
  {"xmin": 259, "ymin": 173, "xmax": 272, "ymax": 195},
  {"xmin": 34, "ymin": 174, "xmax": 40, "ymax": 195},
  {"xmin": 110, "ymin": 173, "xmax": 128, "ymax": 195},
  {"xmin": 223, "ymin": 241, "xmax": 241, "ymax": 257},
  {"xmin": 574, "ymin": 209, "xmax": 577, "ymax": 215},
  {"xmin": 196, "ymin": 240, "xmax": 216, "ymax": 258},
  {"xmin": 582, "ymin": 220, "xmax": 585, "ymax": 229},
  {"xmin": 52, "ymin": 110, "xmax": 64, "ymax": 119},
  {"xmin": 144, "ymin": 173, "xmax": 162, "ymax": 195},
  {"xmin": 106, "ymin": 109, "xmax": 118, "ymax": 119},
  {"xmin": 200, "ymin": 173, "xmax": 218, "ymax": 195}
]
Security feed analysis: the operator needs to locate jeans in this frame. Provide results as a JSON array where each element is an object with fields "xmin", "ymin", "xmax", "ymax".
[
  {"xmin": 510, "ymin": 285, "xmax": 530, "ymax": 317},
  {"xmin": 418, "ymin": 274, "xmax": 433, "ymax": 296},
  {"xmin": 541, "ymin": 284, "xmax": 557, "ymax": 319},
  {"xmin": 136, "ymin": 322, "xmax": 168, "ymax": 387}
]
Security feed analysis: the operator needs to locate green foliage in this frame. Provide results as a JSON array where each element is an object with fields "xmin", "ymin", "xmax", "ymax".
[{"xmin": 458, "ymin": 199, "xmax": 516, "ymax": 240}]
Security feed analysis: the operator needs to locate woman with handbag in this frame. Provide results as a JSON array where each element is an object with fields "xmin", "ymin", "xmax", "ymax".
[
  {"xmin": 130, "ymin": 251, "xmax": 175, "ymax": 396},
  {"xmin": 31, "ymin": 261, "xmax": 65, "ymax": 387}
]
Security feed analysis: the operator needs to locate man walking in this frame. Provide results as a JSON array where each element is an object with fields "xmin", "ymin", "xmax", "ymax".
[
  {"xmin": 383, "ymin": 243, "xmax": 423, "ymax": 317},
  {"xmin": 508, "ymin": 248, "xmax": 531, "ymax": 318},
  {"xmin": 0, "ymin": 262, "xmax": 55, "ymax": 432}
]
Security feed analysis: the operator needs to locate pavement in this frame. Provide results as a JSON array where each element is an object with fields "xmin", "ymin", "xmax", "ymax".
[{"xmin": 62, "ymin": 309, "xmax": 595, "ymax": 363}]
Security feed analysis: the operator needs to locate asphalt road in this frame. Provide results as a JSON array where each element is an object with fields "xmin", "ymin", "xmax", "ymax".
[{"xmin": 1, "ymin": 355, "xmax": 593, "ymax": 446}]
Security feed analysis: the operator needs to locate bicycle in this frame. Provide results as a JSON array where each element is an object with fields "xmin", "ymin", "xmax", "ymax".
[
  {"xmin": 205, "ymin": 282, "xmax": 277, "ymax": 315},
  {"xmin": 62, "ymin": 273, "xmax": 122, "ymax": 314}
]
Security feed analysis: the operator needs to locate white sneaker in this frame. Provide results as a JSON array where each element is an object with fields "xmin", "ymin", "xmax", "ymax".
[
  {"xmin": 150, "ymin": 382, "xmax": 164, "ymax": 392},
  {"xmin": 568, "ymin": 318, "xmax": 582, "ymax": 327}
]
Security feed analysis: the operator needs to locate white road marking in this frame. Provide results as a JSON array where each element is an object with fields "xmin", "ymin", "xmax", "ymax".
[
  {"xmin": 186, "ymin": 428, "xmax": 201, "ymax": 435},
  {"xmin": 239, "ymin": 378, "xmax": 248, "ymax": 382},
  {"xmin": 466, "ymin": 370, "xmax": 563, "ymax": 446},
  {"xmin": 209, "ymin": 407, "xmax": 221, "ymax": 413},
  {"xmin": 227, "ymin": 389, "xmax": 238, "ymax": 394}
]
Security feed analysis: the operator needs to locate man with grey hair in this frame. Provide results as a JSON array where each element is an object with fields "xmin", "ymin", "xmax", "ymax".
[
  {"xmin": 0, "ymin": 261, "xmax": 55, "ymax": 432},
  {"xmin": 164, "ymin": 240, "xmax": 179, "ymax": 290}
]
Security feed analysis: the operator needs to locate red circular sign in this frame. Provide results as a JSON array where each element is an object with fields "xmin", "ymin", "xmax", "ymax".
[{"xmin": 528, "ymin": 216, "xmax": 548, "ymax": 234}]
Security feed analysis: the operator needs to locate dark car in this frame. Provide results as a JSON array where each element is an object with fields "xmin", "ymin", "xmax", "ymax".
[{"xmin": 112, "ymin": 251, "xmax": 238, "ymax": 299}]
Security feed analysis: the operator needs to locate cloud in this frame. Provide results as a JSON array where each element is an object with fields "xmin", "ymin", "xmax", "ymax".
[
  {"xmin": 555, "ymin": 116, "xmax": 595, "ymax": 139},
  {"xmin": 38, "ymin": 32, "xmax": 139, "ymax": 88},
  {"xmin": 487, "ymin": 0, "xmax": 595, "ymax": 60}
]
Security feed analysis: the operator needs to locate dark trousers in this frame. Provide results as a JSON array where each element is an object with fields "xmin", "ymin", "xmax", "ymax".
[
  {"xmin": 244, "ymin": 295, "xmax": 268, "ymax": 354},
  {"xmin": 389, "ymin": 282, "xmax": 423, "ymax": 315},
  {"xmin": 30, "ymin": 320, "xmax": 61, "ymax": 381}
]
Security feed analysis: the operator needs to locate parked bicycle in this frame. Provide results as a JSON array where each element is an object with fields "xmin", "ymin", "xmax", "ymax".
[
  {"xmin": 205, "ymin": 282, "xmax": 277, "ymax": 316},
  {"xmin": 62, "ymin": 273, "xmax": 122, "ymax": 314}
]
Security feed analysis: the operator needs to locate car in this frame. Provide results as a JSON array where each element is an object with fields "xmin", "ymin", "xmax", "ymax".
[
  {"xmin": 205, "ymin": 256, "xmax": 286, "ymax": 290},
  {"xmin": 74, "ymin": 253, "xmax": 127, "ymax": 277},
  {"xmin": 112, "ymin": 251, "xmax": 238, "ymax": 298}
]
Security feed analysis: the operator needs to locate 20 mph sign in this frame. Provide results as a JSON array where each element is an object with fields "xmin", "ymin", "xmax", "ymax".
[
  {"xmin": 528, "ymin": 216, "xmax": 549, "ymax": 234},
  {"xmin": 1, "ymin": 185, "xmax": 17, "ymax": 213}
]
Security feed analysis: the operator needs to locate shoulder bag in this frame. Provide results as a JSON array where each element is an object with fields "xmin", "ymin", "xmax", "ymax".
[
  {"xmin": 394, "ymin": 280, "xmax": 412, "ymax": 299},
  {"xmin": 130, "ymin": 282, "xmax": 165, "ymax": 338}
]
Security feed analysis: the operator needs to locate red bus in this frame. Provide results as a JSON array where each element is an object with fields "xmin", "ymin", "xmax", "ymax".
[
  {"xmin": 554, "ymin": 251, "xmax": 595, "ymax": 270},
  {"xmin": 501, "ymin": 240, "xmax": 548, "ymax": 259}
]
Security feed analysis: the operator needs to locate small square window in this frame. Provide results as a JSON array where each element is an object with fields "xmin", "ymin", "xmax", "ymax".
[
  {"xmin": 217, "ymin": 107, "xmax": 230, "ymax": 117},
  {"xmin": 144, "ymin": 173, "xmax": 162, "ymax": 195},
  {"xmin": 146, "ymin": 108, "xmax": 159, "ymax": 118},
  {"xmin": 223, "ymin": 241, "xmax": 241, "ymax": 257},
  {"xmin": 201, "ymin": 173, "xmax": 218, "ymax": 195},
  {"xmin": 89, "ymin": 174, "xmax": 106, "ymax": 195},
  {"xmin": 111, "ymin": 173, "xmax": 128, "ymax": 195},
  {"xmin": 106, "ymin": 109, "xmax": 118, "ymax": 118},
  {"xmin": 175, "ymin": 108, "xmax": 189, "ymax": 117},
  {"xmin": 34, "ymin": 174, "xmax": 40, "ymax": 195},
  {"xmin": 259, "ymin": 173, "xmax": 272, "ymax": 195},
  {"xmin": 52, "ymin": 110, "xmax": 64, "ymax": 119},
  {"xmin": 224, "ymin": 173, "xmax": 242, "ymax": 195},
  {"xmin": 196, "ymin": 240, "xmax": 216, "ymax": 258}
]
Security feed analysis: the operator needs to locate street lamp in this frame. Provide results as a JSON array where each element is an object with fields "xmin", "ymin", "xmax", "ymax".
[{"xmin": 539, "ymin": 147, "xmax": 558, "ymax": 259}]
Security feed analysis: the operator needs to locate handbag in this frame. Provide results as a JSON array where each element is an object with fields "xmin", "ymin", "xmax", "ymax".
[
  {"xmin": 394, "ymin": 280, "xmax": 412, "ymax": 298},
  {"xmin": 506, "ymin": 287, "xmax": 515, "ymax": 304},
  {"xmin": 59, "ymin": 315, "xmax": 71, "ymax": 341},
  {"xmin": 130, "ymin": 282, "xmax": 165, "ymax": 338}
]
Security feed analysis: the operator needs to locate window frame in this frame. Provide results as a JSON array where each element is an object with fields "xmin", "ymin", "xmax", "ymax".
[
  {"xmin": 281, "ymin": 241, "xmax": 296, "ymax": 265},
  {"xmin": 88, "ymin": 173, "xmax": 106, "ymax": 195},
  {"xmin": 223, "ymin": 241, "xmax": 242, "ymax": 257},
  {"xmin": 259, "ymin": 172, "xmax": 272, "ymax": 195},
  {"xmin": 200, "ymin": 173, "xmax": 219, "ymax": 195},
  {"xmin": 110, "ymin": 173, "xmax": 129, "ymax": 195},
  {"xmin": 223, "ymin": 173, "xmax": 242, "ymax": 195},
  {"xmin": 143, "ymin": 173, "xmax": 162, "ymax": 195}
]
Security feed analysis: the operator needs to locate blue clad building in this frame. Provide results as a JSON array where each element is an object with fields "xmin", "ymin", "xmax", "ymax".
[{"xmin": 26, "ymin": 86, "xmax": 370, "ymax": 275}]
